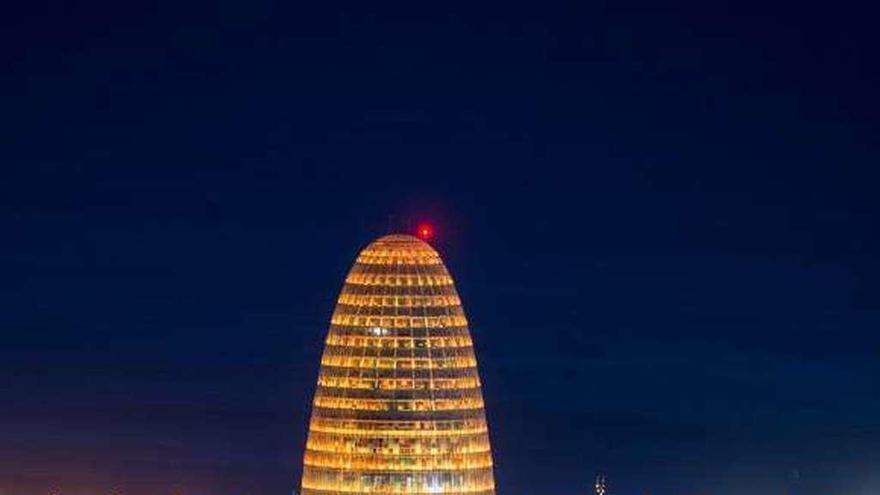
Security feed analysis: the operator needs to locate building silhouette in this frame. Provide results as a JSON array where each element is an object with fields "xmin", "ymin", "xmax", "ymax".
[{"xmin": 300, "ymin": 234, "xmax": 495, "ymax": 495}]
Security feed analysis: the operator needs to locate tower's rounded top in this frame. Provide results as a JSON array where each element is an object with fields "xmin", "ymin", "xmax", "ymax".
[
  {"xmin": 373, "ymin": 233, "xmax": 430, "ymax": 245},
  {"xmin": 355, "ymin": 233, "xmax": 442, "ymax": 265}
]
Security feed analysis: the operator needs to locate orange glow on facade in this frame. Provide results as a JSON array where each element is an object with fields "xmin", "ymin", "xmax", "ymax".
[{"xmin": 300, "ymin": 234, "xmax": 495, "ymax": 495}]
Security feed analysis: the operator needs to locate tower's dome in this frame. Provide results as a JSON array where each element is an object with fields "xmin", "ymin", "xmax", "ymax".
[{"xmin": 300, "ymin": 233, "xmax": 495, "ymax": 495}]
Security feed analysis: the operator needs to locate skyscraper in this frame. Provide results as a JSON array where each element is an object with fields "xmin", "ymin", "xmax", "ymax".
[{"xmin": 300, "ymin": 234, "xmax": 495, "ymax": 495}]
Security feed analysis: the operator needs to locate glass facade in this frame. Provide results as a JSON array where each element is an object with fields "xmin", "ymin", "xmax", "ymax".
[{"xmin": 301, "ymin": 234, "xmax": 495, "ymax": 495}]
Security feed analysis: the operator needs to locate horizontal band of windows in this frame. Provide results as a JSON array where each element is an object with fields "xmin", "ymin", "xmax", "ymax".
[
  {"xmin": 305, "ymin": 455, "xmax": 492, "ymax": 468},
  {"xmin": 326, "ymin": 350, "xmax": 473, "ymax": 364},
  {"xmin": 321, "ymin": 351, "xmax": 475, "ymax": 364},
  {"xmin": 357, "ymin": 248, "xmax": 441, "ymax": 259},
  {"xmin": 313, "ymin": 396, "xmax": 484, "ymax": 412},
  {"xmin": 319, "ymin": 356, "xmax": 477, "ymax": 370},
  {"xmin": 355, "ymin": 250, "xmax": 443, "ymax": 265},
  {"xmin": 316, "ymin": 382, "xmax": 482, "ymax": 395},
  {"xmin": 304, "ymin": 450, "xmax": 493, "ymax": 470},
  {"xmin": 336, "ymin": 293, "xmax": 462, "ymax": 308},
  {"xmin": 315, "ymin": 386, "xmax": 483, "ymax": 401},
  {"xmin": 329, "ymin": 326, "xmax": 470, "ymax": 338},
  {"xmin": 318, "ymin": 358, "xmax": 475, "ymax": 372},
  {"xmin": 357, "ymin": 246, "xmax": 441, "ymax": 256},
  {"xmin": 317, "ymin": 377, "xmax": 481, "ymax": 391},
  {"xmin": 342, "ymin": 284, "xmax": 458, "ymax": 296},
  {"xmin": 319, "ymin": 366, "xmax": 479, "ymax": 379},
  {"xmin": 306, "ymin": 456, "xmax": 491, "ymax": 470},
  {"xmin": 314, "ymin": 389, "xmax": 482, "ymax": 403},
  {"xmin": 308, "ymin": 417, "xmax": 487, "ymax": 432},
  {"xmin": 303, "ymin": 474, "xmax": 494, "ymax": 487},
  {"xmin": 304, "ymin": 466, "xmax": 494, "ymax": 479},
  {"xmin": 307, "ymin": 426, "xmax": 488, "ymax": 439},
  {"xmin": 304, "ymin": 471, "xmax": 493, "ymax": 486},
  {"xmin": 358, "ymin": 245, "xmax": 441, "ymax": 255},
  {"xmin": 331, "ymin": 314, "xmax": 467, "ymax": 328},
  {"xmin": 348, "ymin": 264, "xmax": 448, "ymax": 275},
  {"xmin": 345, "ymin": 272, "xmax": 455, "ymax": 287},
  {"xmin": 328, "ymin": 328, "xmax": 471, "ymax": 339},
  {"xmin": 303, "ymin": 462, "xmax": 494, "ymax": 474},
  {"xmin": 301, "ymin": 484, "xmax": 496, "ymax": 495},
  {"xmin": 305, "ymin": 433, "xmax": 491, "ymax": 456},
  {"xmin": 307, "ymin": 427, "xmax": 489, "ymax": 440},
  {"xmin": 318, "ymin": 374, "xmax": 481, "ymax": 390},
  {"xmin": 317, "ymin": 372, "xmax": 481, "ymax": 387},
  {"xmin": 306, "ymin": 432, "xmax": 490, "ymax": 449},
  {"xmin": 309, "ymin": 414, "xmax": 486, "ymax": 431},
  {"xmin": 354, "ymin": 259, "xmax": 444, "ymax": 268},
  {"xmin": 349, "ymin": 263, "xmax": 449, "ymax": 275},
  {"xmin": 360, "ymin": 244, "xmax": 440, "ymax": 258},
  {"xmin": 333, "ymin": 305, "xmax": 464, "ymax": 318},
  {"xmin": 301, "ymin": 472, "xmax": 494, "ymax": 495},
  {"xmin": 325, "ymin": 335, "xmax": 473, "ymax": 349},
  {"xmin": 306, "ymin": 430, "xmax": 490, "ymax": 446},
  {"xmin": 314, "ymin": 389, "xmax": 482, "ymax": 402},
  {"xmin": 302, "ymin": 488, "xmax": 494, "ymax": 495},
  {"xmin": 332, "ymin": 309, "xmax": 464, "ymax": 321},
  {"xmin": 339, "ymin": 288, "xmax": 458, "ymax": 299},
  {"xmin": 317, "ymin": 369, "xmax": 479, "ymax": 381},
  {"xmin": 318, "ymin": 364, "xmax": 479, "ymax": 375},
  {"xmin": 322, "ymin": 346, "xmax": 475, "ymax": 359},
  {"xmin": 310, "ymin": 407, "xmax": 487, "ymax": 422}
]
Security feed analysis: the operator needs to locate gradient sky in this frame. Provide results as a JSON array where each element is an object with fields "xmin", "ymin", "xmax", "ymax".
[{"xmin": 2, "ymin": 1, "xmax": 880, "ymax": 494}]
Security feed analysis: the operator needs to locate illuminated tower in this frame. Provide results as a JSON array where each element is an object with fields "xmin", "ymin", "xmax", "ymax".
[{"xmin": 300, "ymin": 234, "xmax": 495, "ymax": 495}]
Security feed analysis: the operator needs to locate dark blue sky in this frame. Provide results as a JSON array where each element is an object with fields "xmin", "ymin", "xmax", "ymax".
[{"xmin": 2, "ymin": 1, "xmax": 879, "ymax": 494}]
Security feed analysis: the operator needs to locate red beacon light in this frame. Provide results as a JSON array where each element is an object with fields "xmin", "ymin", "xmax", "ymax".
[{"xmin": 416, "ymin": 223, "xmax": 434, "ymax": 240}]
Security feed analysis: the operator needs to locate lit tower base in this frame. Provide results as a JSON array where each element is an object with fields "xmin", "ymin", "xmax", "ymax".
[{"xmin": 300, "ymin": 234, "xmax": 496, "ymax": 495}]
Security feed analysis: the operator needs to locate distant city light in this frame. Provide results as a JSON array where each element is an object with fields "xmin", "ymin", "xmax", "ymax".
[{"xmin": 595, "ymin": 474, "xmax": 607, "ymax": 495}]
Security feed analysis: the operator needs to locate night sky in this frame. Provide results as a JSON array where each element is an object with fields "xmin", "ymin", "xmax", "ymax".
[{"xmin": 3, "ymin": 1, "xmax": 880, "ymax": 494}]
